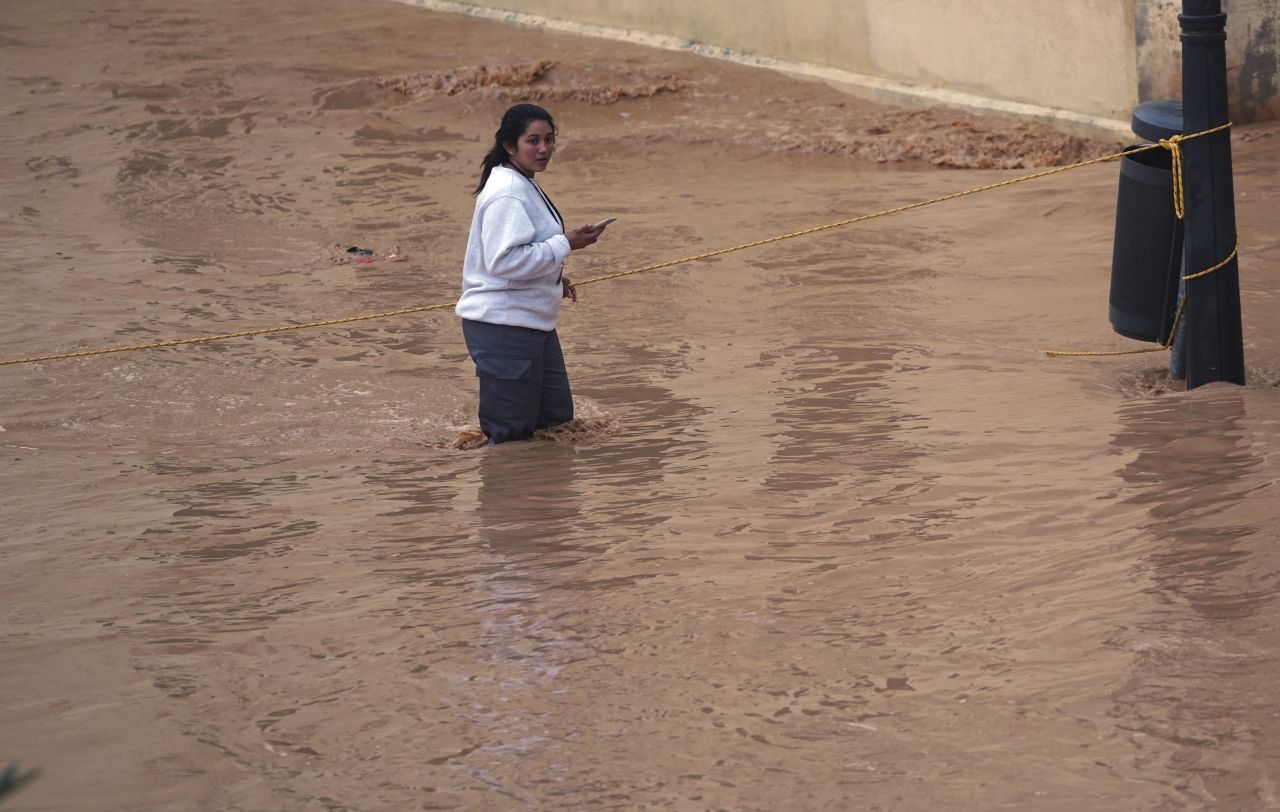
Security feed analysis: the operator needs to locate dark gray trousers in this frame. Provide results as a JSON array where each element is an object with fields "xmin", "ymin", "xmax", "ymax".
[{"xmin": 461, "ymin": 318, "xmax": 574, "ymax": 444}]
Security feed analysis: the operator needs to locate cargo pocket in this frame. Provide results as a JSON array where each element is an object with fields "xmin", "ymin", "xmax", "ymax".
[{"xmin": 473, "ymin": 354, "xmax": 532, "ymax": 381}]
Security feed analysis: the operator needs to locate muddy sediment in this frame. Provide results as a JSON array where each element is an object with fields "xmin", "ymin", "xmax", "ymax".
[{"xmin": 2, "ymin": 1, "xmax": 1279, "ymax": 810}]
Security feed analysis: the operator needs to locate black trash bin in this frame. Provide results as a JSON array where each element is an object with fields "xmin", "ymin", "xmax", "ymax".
[{"xmin": 1108, "ymin": 145, "xmax": 1183, "ymax": 344}]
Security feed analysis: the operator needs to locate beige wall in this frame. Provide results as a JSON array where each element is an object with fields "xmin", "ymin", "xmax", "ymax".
[
  {"xmin": 403, "ymin": 0, "xmax": 1279, "ymax": 133},
  {"xmin": 861, "ymin": 1, "xmax": 1135, "ymax": 119}
]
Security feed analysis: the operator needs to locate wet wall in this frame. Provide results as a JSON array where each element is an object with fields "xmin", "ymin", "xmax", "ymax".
[{"xmin": 1138, "ymin": 0, "xmax": 1280, "ymax": 122}]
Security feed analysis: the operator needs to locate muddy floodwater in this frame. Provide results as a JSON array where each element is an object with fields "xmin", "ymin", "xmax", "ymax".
[{"xmin": 3, "ymin": 0, "xmax": 1280, "ymax": 809}]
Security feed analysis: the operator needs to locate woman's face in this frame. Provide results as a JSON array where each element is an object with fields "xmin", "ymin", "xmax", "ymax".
[{"xmin": 504, "ymin": 119, "xmax": 556, "ymax": 177}]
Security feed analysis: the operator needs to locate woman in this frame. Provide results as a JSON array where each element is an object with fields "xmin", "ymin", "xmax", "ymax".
[{"xmin": 455, "ymin": 103, "xmax": 609, "ymax": 445}]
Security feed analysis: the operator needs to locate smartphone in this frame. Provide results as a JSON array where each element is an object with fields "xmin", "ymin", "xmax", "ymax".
[{"xmin": 591, "ymin": 217, "xmax": 617, "ymax": 231}]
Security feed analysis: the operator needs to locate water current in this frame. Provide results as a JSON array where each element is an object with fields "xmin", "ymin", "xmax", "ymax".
[{"xmin": 2, "ymin": 0, "xmax": 1279, "ymax": 809}]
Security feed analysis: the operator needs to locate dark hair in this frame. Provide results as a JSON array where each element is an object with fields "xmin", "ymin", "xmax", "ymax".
[{"xmin": 474, "ymin": 103, "xmax": 558, "ymax": 194}]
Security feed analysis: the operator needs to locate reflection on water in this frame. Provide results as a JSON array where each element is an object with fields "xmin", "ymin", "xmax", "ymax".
[
  {"xmin": 1108, "ymin": 388, "xmax": 1280, "ymax": 807},
  {"xmin": 476, "ymin": 445, "xmax": 582, "ymax": 549},
  {"xmin": 1114, "ymin": 389, "xmax": 1274, "ymax": 620}
]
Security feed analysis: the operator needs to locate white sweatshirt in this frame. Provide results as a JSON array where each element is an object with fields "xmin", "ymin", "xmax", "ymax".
[{"xmin": 455, "ymin": 166, "xmax": 571, "ymax": 332}]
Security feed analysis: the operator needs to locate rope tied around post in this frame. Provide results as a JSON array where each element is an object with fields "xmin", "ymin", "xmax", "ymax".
[
  {"xmin": 1182, "ymin": 234, "xmax": 1239, "ymax": 281},
  {"xmin": 1042, "ymin": 121, "xmax": 1236, "ymax": 358},
  {"xmin": 1159, "ymin": 133, "xmax": 1187, "ymax": 219},
  {"xmin": 1160, "ymin": 120, "xmax": 1233, "ymax": 221}
]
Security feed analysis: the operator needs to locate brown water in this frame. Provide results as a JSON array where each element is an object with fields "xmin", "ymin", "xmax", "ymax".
[{"xmin": 3, "ymin": 1, "xmax": 1280, "ymax": 809}]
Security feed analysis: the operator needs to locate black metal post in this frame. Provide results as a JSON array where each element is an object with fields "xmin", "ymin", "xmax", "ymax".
[{"xmin": 1180, "ymin": 0, "xmax": 1245, "ymax": 388}]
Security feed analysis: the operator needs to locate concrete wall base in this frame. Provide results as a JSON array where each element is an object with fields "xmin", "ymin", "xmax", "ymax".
[{"xmin": 393, "ymin": 0, "xmax": 1277, "ymax": 139}]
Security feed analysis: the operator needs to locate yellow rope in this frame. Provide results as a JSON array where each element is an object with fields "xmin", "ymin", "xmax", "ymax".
[
  {"xmin": 1182, "ymin": 235, "xmax": 1239, "ymax": 281},
  {"xmin": 1042, "ymin": 236, "xmax": 1238, "ymax": 358},
  {"xmin": 1162, "ymin": 121, "xmax": 1231, "ymax": 220},
  {"xmin": 1161, "ymin": 134, "xmax": 1187, "ymax": 219},
  {"xmin": 1045, "ymin": 299, "xmax": 1187, "ymax": 358},
  {"xmin": 0, "ymin": 123, "xmax": 1235, "ymax": 368},
  {"xmin": 572, "ymin": 149, "xmax": 1150, "ymax": 290},
  {"xmin": 0, "ymin": 302, "xmax": 455, "ymax": 367}
]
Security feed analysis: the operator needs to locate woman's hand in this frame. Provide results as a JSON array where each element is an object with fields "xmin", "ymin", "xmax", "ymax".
[
  {"xmin": 562, "ymin": 276, "xmax": 578, "ymax": 303},
  {"xmin": 565, "ymin": 223, "xmax": 602, "ymax": 251}
]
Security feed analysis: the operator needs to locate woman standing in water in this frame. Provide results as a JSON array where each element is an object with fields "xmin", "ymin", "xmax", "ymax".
[{"xmin": 455, "ymin": 103, "xmax": 610, "ymax": 445}]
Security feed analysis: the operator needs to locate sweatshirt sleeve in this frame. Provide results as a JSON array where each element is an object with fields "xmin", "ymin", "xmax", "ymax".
[{"xmin": 479, "ymin": 194, "xmax": 572, "ymax": 281}]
